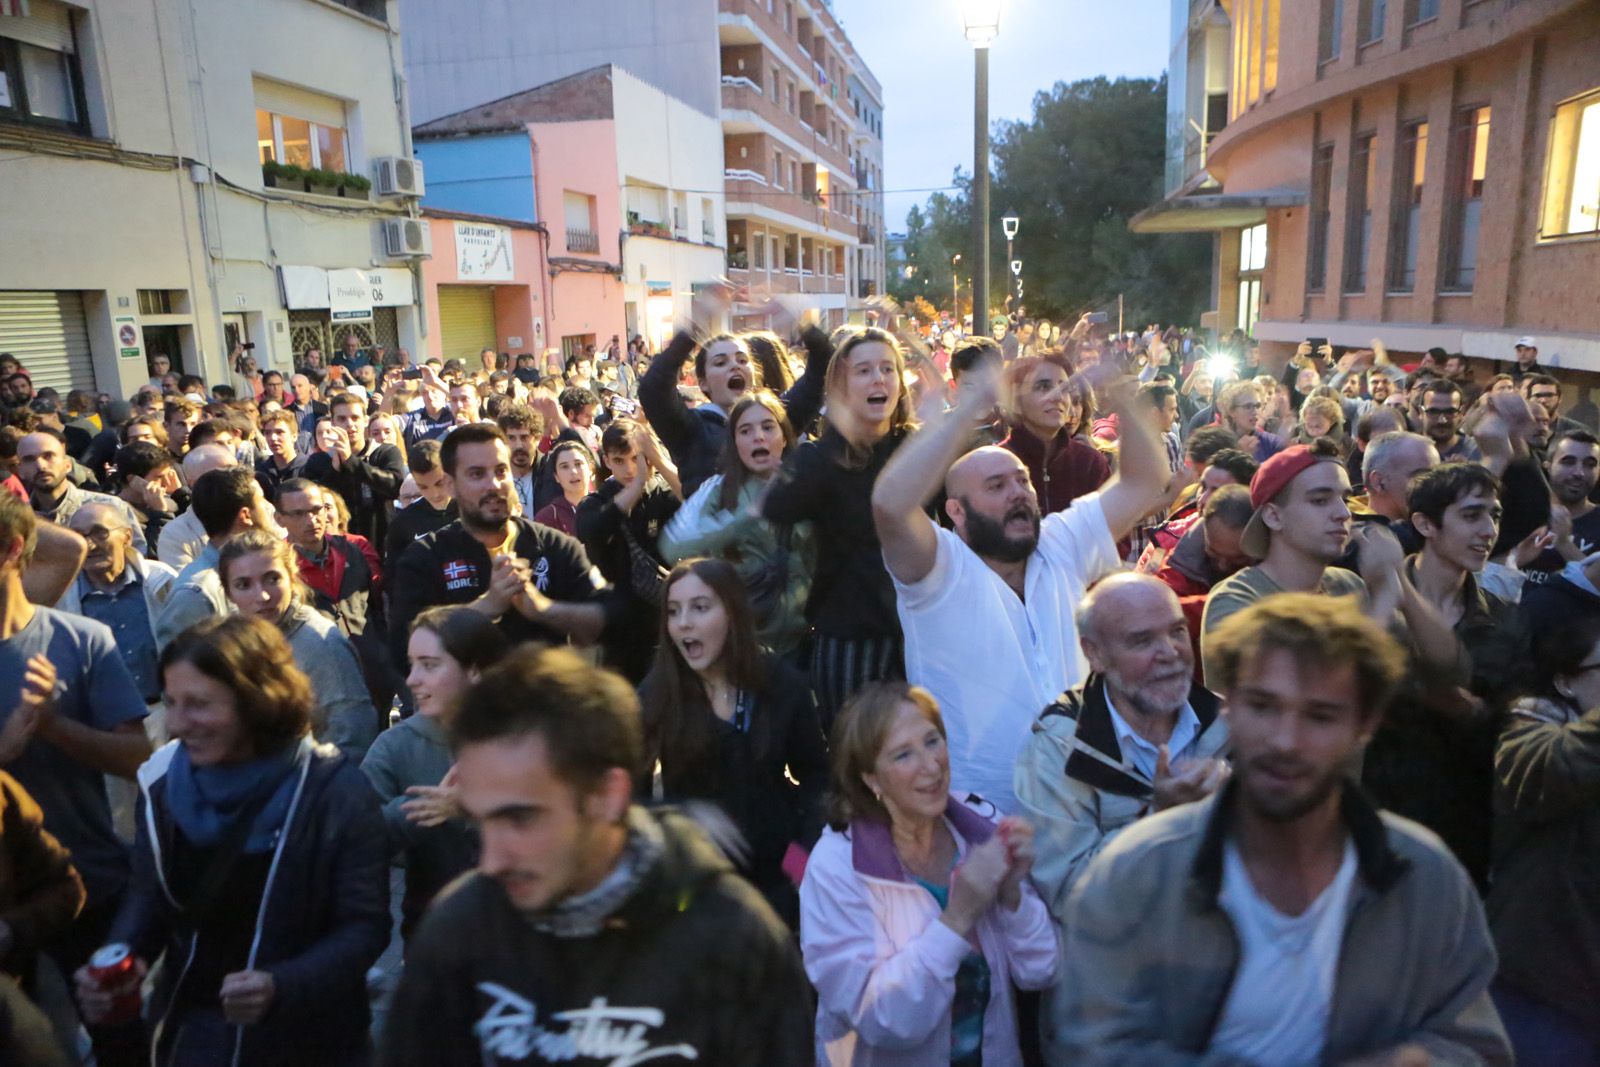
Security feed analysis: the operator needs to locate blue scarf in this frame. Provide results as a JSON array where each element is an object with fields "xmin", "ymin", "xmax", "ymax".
[{"xmin": 164, "ymin": 741, "xmax": 302, "ymax": 854}]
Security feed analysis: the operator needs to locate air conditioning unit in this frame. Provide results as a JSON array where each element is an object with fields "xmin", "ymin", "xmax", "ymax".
[
  {"xmin": 383, "ymin": 217, "xmax": 431, "ymax": 257},
  {"xmin": 375, "ymin": 156, "xmax": 425, "ymax": 198}
]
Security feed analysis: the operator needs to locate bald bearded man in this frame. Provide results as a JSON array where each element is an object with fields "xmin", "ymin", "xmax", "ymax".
[{"xmin": 873, "ymin": 363, "xmax": 1171, "ymax": 813}]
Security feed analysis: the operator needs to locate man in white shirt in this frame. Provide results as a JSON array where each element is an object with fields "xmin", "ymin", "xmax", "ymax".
[
  {"xmin": 1013, "ymin": 572, "xmax": 1229, "ymax": 918},
  {"xmin": 872, "ymin": 364, "xmax": 1169, "ymax": 813},
  {"xmin": 156, "ymin": 442, "xmax": 236, "ymax": 568},
  {"xmin": 1050, "ymin": 593, "xmax": 1510, "ymax": 1065}
]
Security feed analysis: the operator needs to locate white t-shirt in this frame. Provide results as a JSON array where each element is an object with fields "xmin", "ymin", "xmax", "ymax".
[
  {"xmin": 1209, "ymin": 839, "xmax": 1360, "ymax": 1067},
  {"xmin": 893, "ymin": 492, "xmax": 1120, "ymax": 814}
]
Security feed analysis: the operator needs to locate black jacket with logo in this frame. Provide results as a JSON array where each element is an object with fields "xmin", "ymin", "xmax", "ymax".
[
  {"xmin": 388, "ymin": 516, "xmax": 613, "ymax": 673},
  {"xmin": 377, "ymin": 807, "xmax": 813, "ymax": 1067}
]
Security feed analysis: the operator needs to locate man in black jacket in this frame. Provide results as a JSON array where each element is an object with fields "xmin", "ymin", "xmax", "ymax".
[
  {"xmin": 378, "ymin": 645, "xmax": 813, "ymax": 1067},
  {"xmin": 389, "ymin": 424, "xmax": 612, "ymax": 674},
  {"xmin": 303, "ymin": 392, "xmax": 405, "ymax": 548},
  {"xmin": 384, "ymin": 438, "xmax": 456, "ymax": 567}
]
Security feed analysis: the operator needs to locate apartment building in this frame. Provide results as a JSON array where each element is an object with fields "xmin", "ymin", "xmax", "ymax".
[
  {"xmin": 397, "ymin": 0, "xmax": 884, "ymax": 332},
  {"xmin": 413, "ymin": 65, "xmax": 726, "ymax": 357},
  {"xmin": 1138, "ymin": 0, "xmax": 1600, "ymax": 369},
  {"xmin": 848, "ymin": 61, "xmax": 888, "ymax": 302},
  {"xmin": 0, "ymin": 0, "xmax": 422, "ymax": 395}
]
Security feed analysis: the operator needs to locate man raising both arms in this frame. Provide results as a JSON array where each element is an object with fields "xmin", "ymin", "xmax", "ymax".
[{"xmin": 872, "ymin": 362, "xmax": 1169, "ymax": 814}]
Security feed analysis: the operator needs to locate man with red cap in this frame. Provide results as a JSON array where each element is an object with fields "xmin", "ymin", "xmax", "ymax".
[{"xmin": 1200, "ymin": 440, "xmax": 1464, "ymax": 688}]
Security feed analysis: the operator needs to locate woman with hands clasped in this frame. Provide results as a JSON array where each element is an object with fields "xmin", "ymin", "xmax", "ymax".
[
  {"xmin": 76, "ymin": 616, "xmax": 388, "ymax": 1067},
  {"xmin": 800, "ymin": 682, "xmax": 1057, "ymax": 1066},
  {"xmin": 362, "ymin": 606, "xmax": 509, "ymax": 941}
]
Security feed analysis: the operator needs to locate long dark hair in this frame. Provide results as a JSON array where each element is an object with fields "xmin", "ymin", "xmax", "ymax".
[
  {"xmin": 743, "ymin": 330, "xmax": 795, "ymax": 393},
  {"xmin": 716, "ymin": 391, "xmax": 795, "ymax": 513},
  {"xmin": 410, "ymin": 605, "xmax": 511, "ymax": 673},
  {"xmin": 637, "ymin": 559, "xmax": 769, "ymax": 790}
]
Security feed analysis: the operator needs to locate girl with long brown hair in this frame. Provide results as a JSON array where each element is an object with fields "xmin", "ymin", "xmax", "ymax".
[
  {"xmin": 636, "ymin": 558, "xmax": 828, "ymax": 926},
  {"xmin": 763, "ymin": 326, "xmax": 916, "ymax": 727}
]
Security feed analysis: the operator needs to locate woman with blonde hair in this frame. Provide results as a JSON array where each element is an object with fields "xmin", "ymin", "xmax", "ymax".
[
  {"xmin": 764, "ymin": 327, "xmax": 917, "ymax": 727},
  {"xmin": 1295, "ymin": 394, "xmax": 1349, "ymax": 456},
  {"xmin": 800, "ymin": 681, "xmax": 1056, "ymax": 1065},
  {"xmin": 218, "ymin": 530, "xmax": 377, "ymax": 759}
]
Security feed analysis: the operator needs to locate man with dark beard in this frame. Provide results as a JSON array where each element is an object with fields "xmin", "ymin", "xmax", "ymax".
[
  {"xmin": 873, "ymin": 363, "xmax": 1169, "ymax": 813},
  {"xmin": 1014, "ymin": 573, "xmax": 1230, "ymax": 921},
  {"xmin": 1528, "ymin": 430, "xmax": 1600, "ymax": 574},
  {"xmin": 1049, "ymin": 594, "xmax": 1510, "ymax": 1065},
  {"xmin": 389, "ymin": 423, "xmax": 612, "ymax": 674}
]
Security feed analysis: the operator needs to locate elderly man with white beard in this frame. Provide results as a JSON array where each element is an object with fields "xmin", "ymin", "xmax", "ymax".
[{"xmin": 1013, "ymin": 572, "xmax": 1231, "ymax": 921}]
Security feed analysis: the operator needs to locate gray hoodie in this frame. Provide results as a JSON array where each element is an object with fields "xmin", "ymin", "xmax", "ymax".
[{"xmin": 281, "ymin": 602, "xmax": 377, "ymax": 761}]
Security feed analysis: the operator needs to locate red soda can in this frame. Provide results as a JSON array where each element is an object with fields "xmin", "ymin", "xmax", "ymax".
[{"xmin": 87, "ymin": 943, "xmax": 142, "ymax": 1026}]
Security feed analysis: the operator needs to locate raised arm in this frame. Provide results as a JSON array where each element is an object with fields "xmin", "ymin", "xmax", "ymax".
[
  {"xmin": 779, "ymin": 324, "xmax": 832, "ymax": 435},
  {"xmin": 638, "ymin": 330, "xmax": 701, "ymax": 461},
  {"xmin": 24, "ymin": 522, "xmax": 85, "ymax": 606},
  {"xmin": 871, "ymin": 369, "xmax": 998, "ymax": 585},
  {"xmin": 1094, "ymin": 380, "xmax": 1172, "ymax": 541}
]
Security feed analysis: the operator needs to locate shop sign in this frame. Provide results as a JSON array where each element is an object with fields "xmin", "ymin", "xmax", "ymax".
[{"xmin": 455, "ymin": 222, "xmax": 514, "ymax": 282}]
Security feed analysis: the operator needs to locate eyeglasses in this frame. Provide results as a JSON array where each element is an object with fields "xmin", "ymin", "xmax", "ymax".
[
  {"xmin": 1574, "ymin": 661, "xmax": 1600, "ymax": 675},
  {"xmin": 280, "ymin": 507, "xmax": 322, "ymax": 520},
  {"xmin": 77, "ymin": 524, "xmax": 127, "ymax": 545},
  {"xmin": 1232, "ymin": 401, "xmax": 1262, "ymax": 411}
]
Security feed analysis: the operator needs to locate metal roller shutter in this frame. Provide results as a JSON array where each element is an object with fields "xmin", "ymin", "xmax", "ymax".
[
  {"xmin": 436, "ymin": 285, "xmax": 496, "ymax": 364},
  {"xmin": 0, "ymin": 290, "xmax": 96, "ymax": 393}
]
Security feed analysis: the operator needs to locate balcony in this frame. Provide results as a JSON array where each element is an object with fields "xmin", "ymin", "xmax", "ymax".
[
  {"xmin": 627, "ymin": 215, "xmax": 672, "ymax": 239},
  {"xmin": 857, "ymin": 279, "xmax": 877, "ymax": 298},
  {"xmin": 566, "ymin": 229, "xmax": 599, "ymax": 254}
]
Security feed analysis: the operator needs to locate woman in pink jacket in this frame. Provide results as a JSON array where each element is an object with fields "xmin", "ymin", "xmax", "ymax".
[{"xmin": 799, "ymin": 681, "xmax": 1058, "ymax": 1066}]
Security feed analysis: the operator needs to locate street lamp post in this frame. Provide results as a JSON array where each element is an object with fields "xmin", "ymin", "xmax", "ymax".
[
  {"xmin": 951, "ymin": 253, "xmax": 962, "ymax": 321},
  {"xmin": 963, "ymin": 1, "xmax": 1001, "ymax": 338},
  {"xmin": 1002, "ymin": 213, "xmax": 1019, "ymax": 312}
]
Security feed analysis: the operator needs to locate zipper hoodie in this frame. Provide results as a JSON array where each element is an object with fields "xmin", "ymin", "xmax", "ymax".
[{"xmin": 113, "ymin": 738, "xmax": 389, "ymax": 1067}]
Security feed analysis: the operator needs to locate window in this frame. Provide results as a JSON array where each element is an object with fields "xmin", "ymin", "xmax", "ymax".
[
  {"xmin": 1308, "ymin": 143, "xmax": 1336, "ymax": 291},
  {"xmin": 1230, "ymin": 0, "xmax": 1280, "ymax": 119},
  {"xmin": 1237, "ymin": 223, "xmax": 1267, "ymax": 335},
  {"xmin": 1345, "ymin": 134, "xmax": 1377, "ymax": 291},
  {"xmin": 1443, "ymin": 106, "xmax": 1490, "ymax": 291},
  {"xmin": 770, "ymin": 68, "xmax": 780, "ymax": 100},
  {"xmin": 1539, "ymin": 90, "xmax": 1600, "ymax": 239},
  {"xmin": 563, "ymin": 191, "xmax": 598, "ymax": 253},
  {"xmin": 701, "ymin": 197, "xmax": 716, "ymax": 243},
  {"xmin": 1319, "ymin": 0, "xmax": 1345, "ymax": 62},
  {"xmin": 752, "ymin": 229, "xmax": 767, "ymax": 269},
  {"xmin": 1363, "ymin": 0, "xmax": 1387, "ymax": 42},
  {"xmin": 0, "ymin": 0, "xmax": 86, "ymax": 132},
  {"xmin": 1407, "ymin": 0, "xmax": 1439, "ymax": 24},
  {"xmin": 773, "ymin": 151, "xmax": 783, "ymax": 188},
  {"xmin": 1389, "ymin": 121, "xmax": 1428, "ymax": 290},
  {"xmin": 254, "ymin": 81, "xmax": 350, "ymax": 174}
]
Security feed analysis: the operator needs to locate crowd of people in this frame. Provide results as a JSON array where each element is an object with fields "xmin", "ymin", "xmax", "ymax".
[{"xmin": 0, "ymin": 289, "xmax": 1590, "ymax": 1066}]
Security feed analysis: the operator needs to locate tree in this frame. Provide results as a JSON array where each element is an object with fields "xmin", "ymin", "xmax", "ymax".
[{"xmin": 896, "ymin": 75, "xmax": 1212, "ymax": 329}]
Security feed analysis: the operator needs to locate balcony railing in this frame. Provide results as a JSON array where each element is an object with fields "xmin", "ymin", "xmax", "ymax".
[
  {"xmin": 721, "ymin": 75, "xmax": 762, "ymax": 93},
  {"xmin": 566, "ymin": 229, "xmax": 599, "ymax": 254}
]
